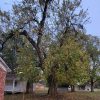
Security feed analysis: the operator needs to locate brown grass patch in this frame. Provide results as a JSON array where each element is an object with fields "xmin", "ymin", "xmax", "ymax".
[{"xmin": 4, "ymin": 91, "xmax": 100, "ymax": 100}]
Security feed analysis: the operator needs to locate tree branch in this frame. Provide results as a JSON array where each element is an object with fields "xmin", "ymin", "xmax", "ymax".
[
  {"xmin": 20, "ymin": 30, "xmax": 43, "ymax": 68},
  {"xmin": 0, "ymin": 31, "xmax": 14, "ymax": 51},
  {"xmin": 0, "ymin": 0, "xmax": 51, "ymax": 68},
  {"xmin": 37, "ymin": 0, "xmax": 51, "ymax": 46}
]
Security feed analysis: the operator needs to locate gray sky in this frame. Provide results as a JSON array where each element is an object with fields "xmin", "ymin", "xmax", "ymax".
[{"xmin": 0, "ymin": 0, "xmax": 100, "ymax": 36}]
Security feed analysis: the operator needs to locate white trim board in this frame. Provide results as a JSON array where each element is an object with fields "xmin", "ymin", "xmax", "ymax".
[{"xmin": 0, "ymin": 57, "xmax": 11, "ymax": 72}]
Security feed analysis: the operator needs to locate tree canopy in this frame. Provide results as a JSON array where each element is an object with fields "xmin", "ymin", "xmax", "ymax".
[
  {"xmin": 0, "ymin": 0, "xmax": 100, "ymax": 94},
  {"xmin": 44, "ymin": 37, "xmax": 89, "ymax": 86}
]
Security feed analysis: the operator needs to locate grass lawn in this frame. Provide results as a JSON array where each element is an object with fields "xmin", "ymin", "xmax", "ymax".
[{"xmin": 4, "ymin": 91, "xmax": 100, "ymax": 100}]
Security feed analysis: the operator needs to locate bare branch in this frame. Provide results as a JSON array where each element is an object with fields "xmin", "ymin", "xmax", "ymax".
[
  {"xmin": 20, "ymin": 30, "xmax": 43, "ymax": 68},
  {"xmin": 0, "ymin": 30, "xmax": 43, "ymax": 68},
  {"xmin": 37, "ymin": 0, "xmax": 51, "ymax": 46}
]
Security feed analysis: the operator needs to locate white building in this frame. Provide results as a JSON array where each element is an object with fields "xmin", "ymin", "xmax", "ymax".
[{"xmin": 4, "ymin": 74, "xmax": 27, "ymax": 93}]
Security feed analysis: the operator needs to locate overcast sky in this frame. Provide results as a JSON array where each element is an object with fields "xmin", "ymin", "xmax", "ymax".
[{"xmin": 0, "ymin": 0, "xmax": 100, "ymax": 37}]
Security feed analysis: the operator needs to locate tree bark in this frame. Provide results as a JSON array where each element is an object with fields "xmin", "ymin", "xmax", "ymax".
[
  {"xmin": 26, "ymin": 81, "xmax": 33, "ymax": 94},
  {"xmin": 47, "ymin": 65, "xmax": 58, "ymax": 96},
  {"xmin": 90, "ymin": 77, "xmax": 94, "ymax": 92},
  {"xmin": 47, "ymin": 74, "xmax": 57, "ymax": 96},
  {"xmin": 71, "ymin": 85, "xmax": 75, "ymax": 92}
]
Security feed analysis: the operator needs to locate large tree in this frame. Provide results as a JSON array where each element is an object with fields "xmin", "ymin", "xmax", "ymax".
[
  {"xmin": 0, "ymin": 0, "xmax": 89, "ymax": 95},
  {"xmin": 44, "ymin": 37, "xmax": 89, "ymax": 94}
]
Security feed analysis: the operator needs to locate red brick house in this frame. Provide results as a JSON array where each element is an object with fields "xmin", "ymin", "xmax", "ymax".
[{"xmin": 0, "ymin": 57, "xmax": 11, "ymax": 100}]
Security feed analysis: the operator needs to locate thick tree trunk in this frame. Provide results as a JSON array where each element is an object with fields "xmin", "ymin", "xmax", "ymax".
[
  {"xmin": 90, "ymin": 77, "xmax": 94, "ymax": 92},
  {"xmin": 48, "ymin": 77, "xmax": 57, "ymax": 96},
  {"xmin": 71, "ymin": 85, "xmax": 75, "ymax": 92},
  {"xmin": 26, "ymin": 81, "xmax": 33, "ymax": 93},
  {"xmin": 26, "ymin": 81, "xmax": 30, "ymax": 93},
  {"xmin": 47, "ymin": 74, "xmax": 57, "ymax": 96}
]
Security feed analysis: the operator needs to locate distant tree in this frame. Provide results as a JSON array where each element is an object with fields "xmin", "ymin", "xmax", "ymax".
[{"xmin": 86, "ymin": 35, "xmax": 100, "ymax": 92}]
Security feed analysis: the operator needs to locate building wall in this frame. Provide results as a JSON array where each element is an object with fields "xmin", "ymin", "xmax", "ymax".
[
  {"xmin": 5, "ymin": 80, "xmax": 27, "ymax": 93},
  {"xmin": 0, "ymin": 68, "xmax": 6, "ymax": 100}
]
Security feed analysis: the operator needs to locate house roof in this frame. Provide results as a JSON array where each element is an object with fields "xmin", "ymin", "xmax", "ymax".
[
  {"xmin": 6, "ymin": 74, "xmax": 20, "ymax": 80},
  {"xmin": 0, "ymin": 57, "xmax": 11, "ymax": 72}
]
